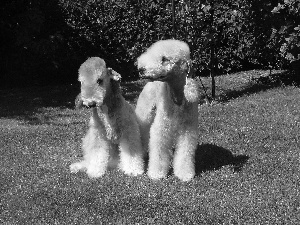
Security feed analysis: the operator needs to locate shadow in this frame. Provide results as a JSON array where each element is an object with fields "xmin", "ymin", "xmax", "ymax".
[
  {"xmin": 218, "ymin": 83, "xmax": 271, "ymax": 102},
  {"xmin": 0, "ymin": 83, "xmax": 81, "ymax": 119},
  {"xmin": 195, "ymin": 143, "xmax": 249, "ymax": 174},
  {"xmin": 218, "ymin": 70, "xmax": 299, "ymax": 102},
  {"xmin": 142, "ymin": 143, "xmax": 249, "ymax": 177},
  {"xmin": 0, "ymin": 80, "xmax": 145, "ymax": 122}
]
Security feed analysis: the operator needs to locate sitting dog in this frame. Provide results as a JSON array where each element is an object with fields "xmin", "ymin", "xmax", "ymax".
[
  {"xmin": 135, "ymin": 39, "xmax": 199, "ymax": 181},
  {"xmin": 70, "ymin": 57, "xmax": 144, "ymax": 178}
]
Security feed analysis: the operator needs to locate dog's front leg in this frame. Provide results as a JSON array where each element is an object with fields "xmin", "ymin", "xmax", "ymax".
[
  {"xmin": 173, "ymin": 104, "xmax": 198, "ymax": 181},
  {"xmin": 118, "ymin": 120, "xmax": 144, "ymax": 176},
  {"xmin": 70, "ymin": 109, "xmax": 111, "ymax": 178},
  {"xmin": 83, "ymin": 126, "xmax": 111, "ymax": 178},
  {"xmin": 147, "ymin": 117, "xmax": 174, "ymax": 179},
  {"xmin": 173, "ymin": 130, "xmax": 198, "ymax": 181},
  {"xmin": 135, "ymin": 83, "xmax": 157, "ymax": 153}
]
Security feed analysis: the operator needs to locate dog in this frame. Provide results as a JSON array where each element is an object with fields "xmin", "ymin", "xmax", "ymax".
[
  {"xmin": 70, "ymin": 57, "xmax": 144, "ymax": 178},
  {"xmin": 135, "ymin": 39, "xmax": 199, "ymax": 181}
]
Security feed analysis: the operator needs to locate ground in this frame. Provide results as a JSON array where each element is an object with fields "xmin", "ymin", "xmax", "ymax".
[{"xmin": 0, "ymin": 70, "xmax": 300, "ymax": 224}]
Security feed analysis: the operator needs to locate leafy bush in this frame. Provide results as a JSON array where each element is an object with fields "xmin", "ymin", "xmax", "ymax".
[
  {"xmin": 272, "ymin": 0, "xmax": 300, "ymax": 63},
  {"xmin": 59, "ymin": 0, "xmax": 282, "ymax": 79},
  {"xmin": 1, "ymin": 0, "xmax": 294, "ymax": 86},
  {"xmin": 59, "ymin": 0, "xmax": 173, "ymax": 80},
  {"xmin": 271, "ymin": 0, "xmax": 300, "ymax": 81}
]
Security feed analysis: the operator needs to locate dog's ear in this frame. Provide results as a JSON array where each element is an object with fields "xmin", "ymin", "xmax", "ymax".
[
  {"xmin": 107, "ymin": 68, "xmax": 122, "ymax": 98},
  {"xmin": 107, "ymin": 68, "xmax": 122, "ymax": 81},
  {"xmin": 184, "ymin": 78, "xmax": 200, "ymax": 103},
  {"xmin": 75, "ymin": 93, "xmax": 84, "ymax": 109},
  {"xmin": 180, "ymin": 60, "xmax": 191, "ymax": 75}
]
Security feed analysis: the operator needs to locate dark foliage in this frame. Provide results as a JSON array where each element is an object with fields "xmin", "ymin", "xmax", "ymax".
[
  {"xmin": 0, "ymin": 0, "xmax": 83, "ymax": 87},
  {"xmin": 1, "ymin": 0, "xmax": 298, "ymax": 87}
]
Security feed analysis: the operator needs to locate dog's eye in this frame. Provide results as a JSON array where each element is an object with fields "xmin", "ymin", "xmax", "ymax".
[
  {"xmin": 162, "ymin": 56, "xmax": 169, "ymax": 63},
  {"xmin": 97, "ymin": 79, "xmax": 103, "ymax": 85}
]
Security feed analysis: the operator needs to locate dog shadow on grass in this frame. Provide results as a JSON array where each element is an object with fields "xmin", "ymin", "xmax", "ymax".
[
  {"xmin": 194, "ymin": 143, "xmax": 249, "ymax": 174},
  {"xmin": 144, "ymin": 143, "xmax": 249, "ymax": 177}
]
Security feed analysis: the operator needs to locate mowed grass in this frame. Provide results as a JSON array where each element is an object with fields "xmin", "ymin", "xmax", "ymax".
[{"xmin": 1, "ymin": 71, "xmax": 300, "ymax": 224}]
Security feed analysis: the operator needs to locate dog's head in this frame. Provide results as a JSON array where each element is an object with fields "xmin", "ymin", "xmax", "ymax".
[
  {"xmin": 137, "ymin": 39, "xmax": 191, "ymax": 81},
  {"xmin": 78, "ymin": 57, "xmax": 121, "ymax": 108}
]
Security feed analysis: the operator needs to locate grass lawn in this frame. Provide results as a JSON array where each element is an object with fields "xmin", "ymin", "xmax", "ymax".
[{"xmin": 0, "ymin": 70, "xmax": 300, "ymax": 224}]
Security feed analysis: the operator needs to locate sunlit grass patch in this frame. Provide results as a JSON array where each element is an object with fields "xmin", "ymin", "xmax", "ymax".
[{"xmin": 1, "ymin": 71, "xmax": 300, "ymax": 223}]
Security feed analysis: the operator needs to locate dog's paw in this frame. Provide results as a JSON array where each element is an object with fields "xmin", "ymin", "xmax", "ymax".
[
  {"xmin": 122, "ymin": 167, "xmax": 144, "ymax": 176},
  {"xmin": 70, "ymin": 162, "xmax": 85, "ymax": 173},
  {"xmin": 86, "ymin": 167, "xmax": 106, "ymax": 178},
  {"xmin": 119, "ymin": 155, "xmax": 144, "ymax": 176},
  {"xmin": 147, "ymin": 169, "xmax": 167, "ymax": 180},
  {"xmin": 174, "ymin": 168, "xmax": 195, "ymax": 182}
]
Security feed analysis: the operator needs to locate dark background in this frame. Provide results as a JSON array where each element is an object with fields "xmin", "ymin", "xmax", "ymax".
[{"xmin": 0, "ymin": 0, "xmax": 299, "ymax": 88}]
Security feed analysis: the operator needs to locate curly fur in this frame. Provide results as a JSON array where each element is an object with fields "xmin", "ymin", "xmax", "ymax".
[
  {"xmin": 135, "ymin": 40, "xmax": 199, "ymax": 181},
  {"xmin": 70, "ymin": 57, "xmax": 144, "ymax": 178}
]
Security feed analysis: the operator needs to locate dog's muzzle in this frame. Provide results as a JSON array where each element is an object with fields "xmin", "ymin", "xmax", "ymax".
[{"xmin": 138, "ymin": 67, "xmax": 167, "ymax": 81}]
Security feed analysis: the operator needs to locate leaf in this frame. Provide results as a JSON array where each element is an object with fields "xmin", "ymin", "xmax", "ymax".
[
  {"xmin": 205, "ymin": 33, "xmax": 214, "ymax": 41},
  {"xmin": 286, "ymin": 52, "xmax": 295, "ymax": 61},
  {"xmin": 294, "ymin": 26, "xmax": 300, "ymax": 31},
  {"xmin": 202, "ymin": 5, "xmax": 211, "ymax": 13},
  {"xmin": 279, "ymin": 26, "xmax": 288, "ymax": 34}
]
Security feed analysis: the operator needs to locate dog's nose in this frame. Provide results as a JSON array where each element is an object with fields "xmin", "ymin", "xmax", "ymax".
[
  {"xmin": 138, "ymin": 67, "xmax": 146, "ymax": 75},
  {"xmin": 84, "ymin": 101, "xmax": 97, "ymax": 108}
]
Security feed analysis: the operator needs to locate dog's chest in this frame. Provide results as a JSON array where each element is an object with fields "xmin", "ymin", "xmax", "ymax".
[{"xmin": 158, "ymin": 98, "xmax": 186, "ymax": 128}]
